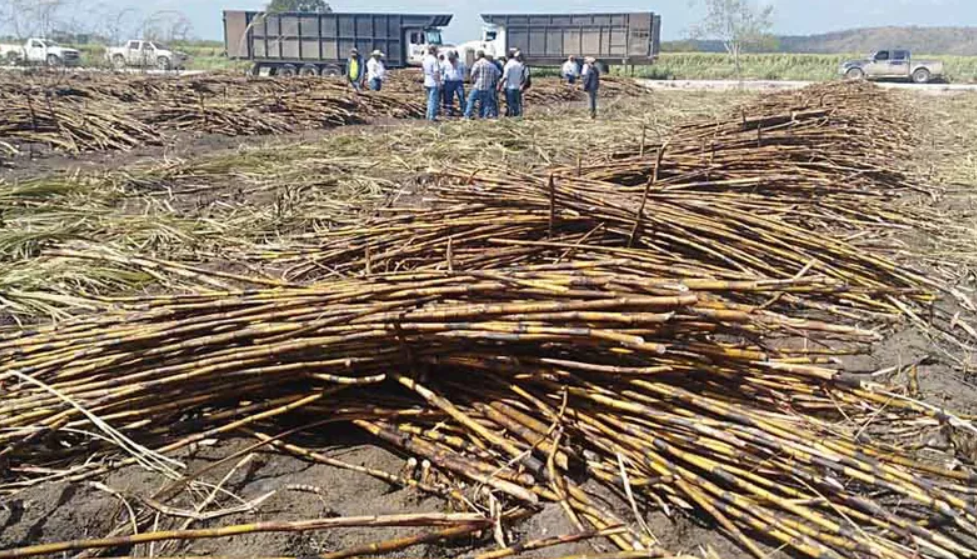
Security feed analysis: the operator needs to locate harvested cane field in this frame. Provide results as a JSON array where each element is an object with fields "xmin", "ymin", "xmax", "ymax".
[{"xmin": 2, "ymin": 69, "xmax": 977, "ymax": 559}]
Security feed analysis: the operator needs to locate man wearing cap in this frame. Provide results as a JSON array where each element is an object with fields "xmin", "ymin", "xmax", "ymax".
[
  {"xmin": 346, "ymin": 48, "xmax": 365, "ymax": 91},
  {"xmin": 366, "ymin": 50, "xmax": 387, "ymax": 91},
  {"xmin": 421, "ymin": 44, "xmax": 442, "ymax": 121},
  {"xmin": 441, "ymin": 50, "xmax": 466, "ymax": 116},
  {"xmin": 581, "ymin": 57, "xmax": 601, "ymax": 119}
]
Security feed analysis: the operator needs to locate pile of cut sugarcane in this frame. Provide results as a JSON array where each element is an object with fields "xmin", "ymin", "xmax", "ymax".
[
  {"xmin": 1, "ymin": 81, "xmax": 974, "ymax": 559},
  {"xmin": 0, "ymin": 72, "xmax": 426, "ymax": 153}
]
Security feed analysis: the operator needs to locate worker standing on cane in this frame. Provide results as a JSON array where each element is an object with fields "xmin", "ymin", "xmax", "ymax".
[
  {"xmin": 366, "ymin": 50, "xmax": 386, "ymax": 91},
  {"xmin": 582, "ymin": 57, "xmax": 600, "ymax": 119},
  {"xmin": 562, "ymin": 55, "xmax": 580, "ymax": 85},
  {"xmin": 346, "ymin": 48, "xmax": 365, "ymax": 92},
  {"xmin": 500, "ymin": 51, "xmax": 527, "ymax": 118},
  {"xmin": 422, "ymin": 45, "xmax": 442, "ymax": 121},
  {"xmin": 441, "ymin": 50, "xmax": 466, "ymax": 117},
  {"xmin": 464, "ymin": 50, "xmax": 501, "ymax": 120}
]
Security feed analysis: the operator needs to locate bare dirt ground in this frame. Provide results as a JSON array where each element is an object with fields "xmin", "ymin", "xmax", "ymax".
[
  {"xmin": 638, "ymin": 78, "xmax": 977, "ymax": 95},
  {"xmin": 3, "ymin": 89, "xmax": 977, "ymax": 558}
]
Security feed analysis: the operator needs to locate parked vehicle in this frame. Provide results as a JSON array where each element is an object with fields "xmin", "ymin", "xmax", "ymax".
[
  {"xmin": 0, "ymin": 38, "xmax": 81, "ymax": 67},
  {"xmin": 223, "ymin": 10, "xmax": 452, "ymax": 76},
  {"xmin": 840, "ymin": 50, "xmax": 945, "ymax": 84},
  {"xmin": 105, "ymin": 40, "xmax": 190, "ymax": 70},
  {"xmin": 457, "ymin": 12, "xmax": 662, "ymax": 71}
]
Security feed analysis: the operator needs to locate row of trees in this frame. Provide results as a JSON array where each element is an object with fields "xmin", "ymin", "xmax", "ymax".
[
  {"xmin": 0, "ymin": 0, "xmax": 195, "ymax": 44},
  {"xmin": 0, "ymin": 0, "xmax": 332, "ymax": 44}
]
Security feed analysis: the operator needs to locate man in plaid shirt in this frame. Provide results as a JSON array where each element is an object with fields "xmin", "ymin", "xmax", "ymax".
[{"xmin": 464, "ymin": 50, "xmax": 501, "ymax": 119}]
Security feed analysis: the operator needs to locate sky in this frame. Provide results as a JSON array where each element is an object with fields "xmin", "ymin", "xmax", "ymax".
[{"xmin": 17, "ymin": 0, "xmax": 977, "ymax": 44}]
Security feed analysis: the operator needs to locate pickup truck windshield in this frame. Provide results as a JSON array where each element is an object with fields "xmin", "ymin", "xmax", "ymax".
[{"xmin": 425, "ymin": 30, "xmax": 442, "ymax": 46}]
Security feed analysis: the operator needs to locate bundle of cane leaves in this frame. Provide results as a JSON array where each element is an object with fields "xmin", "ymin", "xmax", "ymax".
[{"xmin": 0, "ymin": 266, "xmax": 975, "ymax": 559}]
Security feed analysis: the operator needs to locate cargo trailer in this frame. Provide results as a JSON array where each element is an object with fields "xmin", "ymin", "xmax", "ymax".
[
  {"xmin": 223, "ymin": 10, "xmax": 452, "ymax": 76},
  {"xmin": 457, "ymin": 12, "xmax": 661, "ymax": 70}
]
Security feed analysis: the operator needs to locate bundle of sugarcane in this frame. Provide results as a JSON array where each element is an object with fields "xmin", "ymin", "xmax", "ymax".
[
  {"xmin": 246, "ymin": 167, "xmax": 935, "ymax": 323},
  {"xmin": 536, "ymin": 81, "xmax": 929, "ymax": 239},
  {"xmin": 601, "ymin": 76, "xmax": 653, "ymax": 97},
  {"xmin": 383, "ymin": 68, "xmax": 425, "ymax": 95},
  {"xmin": 579, "ymin": 80, "xmax": 914, "ymax": 189},
  {"xmin": 0, "ymin": 92, "xmax": 161, "ymax": 152},
  {"xmin": 522, "ymin": 76, "xmax": 650, "ymax": 106},
  {"xmin": 136, "ymin": 97, "xmax": 294, "ymax": 136},
  {"xmin": 0, "ymin": 266, "xmax": 973, "ymax": 559}
]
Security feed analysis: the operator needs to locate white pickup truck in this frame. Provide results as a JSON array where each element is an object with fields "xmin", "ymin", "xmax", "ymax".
[
  {"xmin": 105, "ymin": 40, "xmax": 189, "ymax": 71},
  {"xmin": 0, "ymin": 38, "xmax": 81, "ymax": 67}
]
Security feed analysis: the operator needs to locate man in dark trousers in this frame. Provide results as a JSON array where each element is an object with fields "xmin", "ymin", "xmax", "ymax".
[{"xmin": 582, "ymin": 57, "xmax": 600, "ymax": 119}]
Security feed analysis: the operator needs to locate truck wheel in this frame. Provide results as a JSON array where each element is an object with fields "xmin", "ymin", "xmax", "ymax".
[
  {"xmin": 112, "ymin": 54, "xmax": 126, "ymax": 69},
  {"xmin": 845, "ymin": 67, "xmax": 865, "ymax": 80},
  {"xmin": 321, "ymin": 65, "xmax": 342, "ymax": 77},
  {"xmin": 912, "ymin": 68, "xmax": 931, "ymax": 84},
  {"xmin": 157, "ymin": 57, "xmax": 171, "ymax": 71},
  {"xmin": 46, "ymin": 54, "xmax": 61, "ymax": 67},
  {"xmin": 299, "ymin": 64, "xmax": 319, "ymax": 76},
  {"xmin": 278, "ymin": 64, "xmax": 297, "ymax": 77}
]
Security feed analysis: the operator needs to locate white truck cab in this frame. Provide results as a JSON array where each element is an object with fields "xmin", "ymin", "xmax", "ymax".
[
  {"xmin": 406, "ymin": 28, "xmax": 447, "ymax": 64},
  {"xmin": 457, "ymin": 25, "xmax": 506, "ymax": 63}
]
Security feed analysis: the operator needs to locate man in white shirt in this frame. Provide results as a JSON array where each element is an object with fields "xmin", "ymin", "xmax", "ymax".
[
  {"xmin": 561, "ymin": 55, "xmax": 580, "ymax": 85},
  {"xmin": 440, "ymin": 50, "xmax": 466, "ymax": 116},
  {"xmin": 421, "ymin": 45, "xmax": 442, "ymax": 121},
  {"xmin": 366, "ymin": 50, "xmax": 386, "ymax": 91},
  {"xmin": 500, "ymin": 52, "xmax": 527, "ymax": 117}
]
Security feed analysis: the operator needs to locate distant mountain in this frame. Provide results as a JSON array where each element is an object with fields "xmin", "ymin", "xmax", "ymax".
[{"xmin": 663, "ymin": 27, "xmax": 977, "ymax": 56}]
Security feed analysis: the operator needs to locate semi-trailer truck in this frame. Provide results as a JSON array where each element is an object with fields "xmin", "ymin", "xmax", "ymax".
[{"xmin": 223, "ymin": 10, "xmax": 452, "ymax": 76}]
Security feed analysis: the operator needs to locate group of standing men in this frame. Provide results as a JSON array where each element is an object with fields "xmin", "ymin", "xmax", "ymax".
[
  {"xmin": 422, "ymin": 45, "xmax": 532, "ymax": 122},
  {"xmin": 345, "ymin": 45, "xmax": 602, "ymax": 121},
  {"xmin": 345, "ymin": 47, "xmax": 388, "ymax": 92}
]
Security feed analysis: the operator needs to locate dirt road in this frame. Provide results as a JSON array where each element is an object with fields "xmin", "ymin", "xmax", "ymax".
[{"xmin": 637, "ymin": 78, "xmax": 977, "ymax": 94}]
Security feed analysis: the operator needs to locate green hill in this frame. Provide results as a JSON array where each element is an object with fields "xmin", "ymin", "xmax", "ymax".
[
  {"xmin": 778, "ymin": 26, "xmax": 977, "ymax": 55},
  {"xmin": 663, "ymin": 26, "xmax": 977, "ymax": 56}
]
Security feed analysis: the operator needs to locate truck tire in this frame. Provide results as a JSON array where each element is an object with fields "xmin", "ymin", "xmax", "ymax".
[
  {"xmin": 278, "ymin": 64, "xmax": 297, "ymax": 77},
  {"xmin": 157, "ymin": 57, "xmax": 171, "ymax": 71},
  {"xmin": 112, "ymin": 54, "xmax": 126, "ymax": 69},
  {"xmin": 299, "ymin": 64, "xmax": 319, "ymax": 76},
  {"xmin": 46, "ymin": 54, "xmax": 61, "ymax": 67},
  {"xmin": 912, "ymin": 68, "xmax": 931, "ymax": 84},
  {"xmin": 321, "ymin": 65, "xmax": 342, "ymax": 77},
  {"xmin": 845, "ymin": 67, "xmax": 865, "ymax": 80}
]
